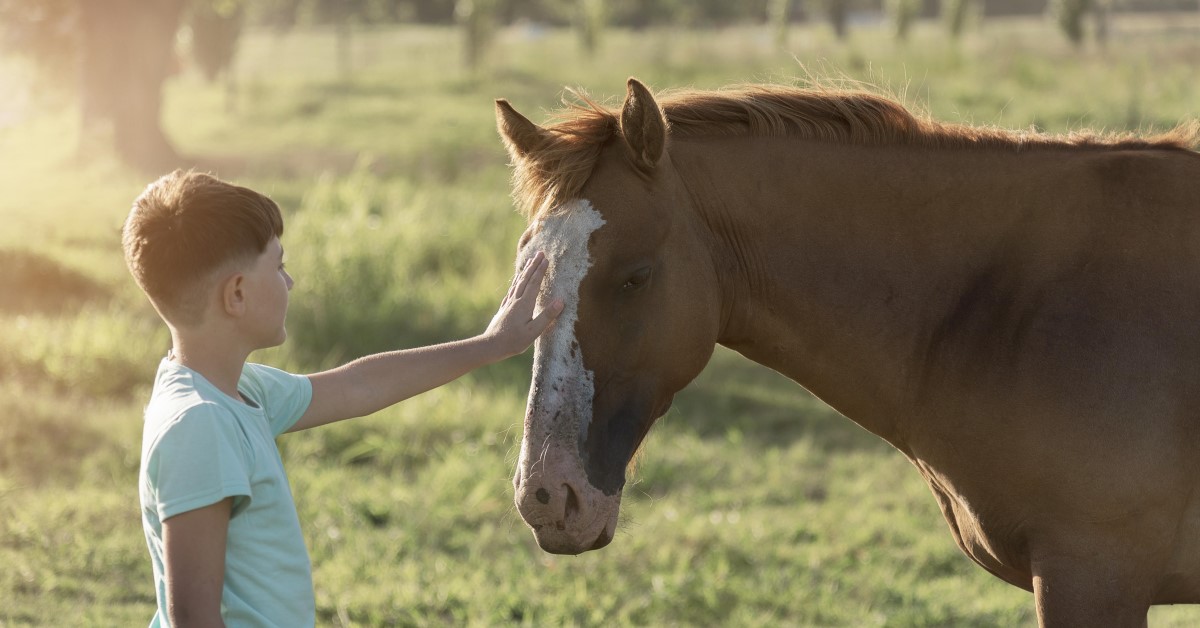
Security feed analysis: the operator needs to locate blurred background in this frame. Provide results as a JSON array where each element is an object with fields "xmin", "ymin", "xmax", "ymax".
[{"xmin": 1, "ymin": 0, "xmax": 1198, "ymax": 625}]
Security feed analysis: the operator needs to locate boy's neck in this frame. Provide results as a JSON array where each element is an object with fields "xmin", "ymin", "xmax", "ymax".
[{"xmin": 169, "ymin": 328, "xmax": 252, "ymax": 403}]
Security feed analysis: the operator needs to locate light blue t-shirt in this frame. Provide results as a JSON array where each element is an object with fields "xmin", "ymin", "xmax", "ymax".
[{"xmin": 140, "ymin": 359, "xmax": 314, "ymax": 628}]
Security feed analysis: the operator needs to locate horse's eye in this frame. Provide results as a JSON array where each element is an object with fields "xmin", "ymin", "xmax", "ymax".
[{"xmin": 622, "ymin": 267, "xmax": 652, "ymax": 291}]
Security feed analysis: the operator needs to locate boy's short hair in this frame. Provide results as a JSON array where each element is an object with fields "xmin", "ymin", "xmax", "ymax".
[{"xmin": 122, "ymin": 170, "xmax": 284, "ymax": 326}]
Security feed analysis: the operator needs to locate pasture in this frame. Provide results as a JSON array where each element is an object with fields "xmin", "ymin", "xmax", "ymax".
[{"xmin": 2, "ymin": 14, "xmax": 1199, "ymax": 626}]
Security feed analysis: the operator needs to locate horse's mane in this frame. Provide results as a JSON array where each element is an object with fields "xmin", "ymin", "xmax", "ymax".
[{"xmin": 509, "ymin": 83, "xmax": 1200, "ymax": 220}]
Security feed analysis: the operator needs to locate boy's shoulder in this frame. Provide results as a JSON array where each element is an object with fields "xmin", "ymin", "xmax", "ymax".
[
  {"xmin": 143, "ymin": 359, "xmax": 312, "ymax": 441},
  {"xmin": 142, "ymin": 360, "xmax": 243, "ymax": 449},
  {"xmin": 147, "ymin": 358, "xmax": 228, "ymax": 410},
  {"xmin": 237, "ymin": 362, "xmax": 314, "ymax": 436},
  {"xmin": 237, "ymin": 362, "xmax": 304, "ymax": 400}
]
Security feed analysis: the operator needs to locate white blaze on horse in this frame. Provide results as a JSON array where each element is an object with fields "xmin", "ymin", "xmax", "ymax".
[{"xmin": 496, "ymin": 78, "xmax": 1200, "ymax": 626}]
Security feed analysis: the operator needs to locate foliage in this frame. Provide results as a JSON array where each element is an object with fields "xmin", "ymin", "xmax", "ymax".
[
  {"xmin": 0, "ymin": 0, "xmax": 78, "ymax": 83},
  {"xmin": 3, "ymin": 0, "xmax": 187, "ymax": 167},
  {"xmin": 235, "ymin": 0, "xmax": 773, "ymax": 28},
  {"xmin": 188, "ymin": 0, "xmax": 246, "ymax": 82}
]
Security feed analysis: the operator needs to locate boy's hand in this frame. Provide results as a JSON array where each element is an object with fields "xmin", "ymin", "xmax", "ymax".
[{"xmin": 485, "ymin": 251, "xmax": 564, "ymax": 359}]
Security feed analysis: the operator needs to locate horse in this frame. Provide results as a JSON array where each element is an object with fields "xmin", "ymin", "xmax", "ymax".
[{"xmin": 495, "ymin": 77, "xmax": 1200, "ymax": 626}]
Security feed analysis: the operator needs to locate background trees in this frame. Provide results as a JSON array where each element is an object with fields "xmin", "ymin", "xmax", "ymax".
[
  {"xmin": 2, "ymin": 0, "xmax": 186, "ymax": 168},
  {"xmin": 2, "ymin": 0, "xmax": 1187, "ymax": 170}
]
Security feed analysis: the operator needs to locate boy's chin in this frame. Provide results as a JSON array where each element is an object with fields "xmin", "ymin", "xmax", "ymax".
[{"xmin": 259, "ymin": 328, "xmax": 287, "ymax": 350}]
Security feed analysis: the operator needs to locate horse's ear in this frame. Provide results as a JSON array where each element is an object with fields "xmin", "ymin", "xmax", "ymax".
[
  {"xmin": 496, "ymin": 99, "xmax": 548, "ymax": 160},
  {"xmin": 620, "ymin": 78, "xmax": 668, "ymax": 172}
]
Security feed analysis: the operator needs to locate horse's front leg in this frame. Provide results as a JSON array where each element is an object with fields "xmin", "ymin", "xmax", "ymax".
[{"xmin": 1032, "ymin": 553, "xmax": 1153, "ymax": 628}]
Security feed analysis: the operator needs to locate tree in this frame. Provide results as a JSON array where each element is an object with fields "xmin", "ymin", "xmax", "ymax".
[
  {"xmin": 943, "ymin": 0, "xmax": 974, "ymax": 40},
  {"xmin": 79, "ymin": 0, "xmax": 188, "ymax": 169},
  {"xmin": 576, "ymin": 0, "xmax": 605, "ymax": 56},
  {"xmin": 189, "ymin": 0, "xmax": 245, "ymax": 115},
  {"xmin": 807, "ymin": 0, "xmax": 850, "ymax": 40},
  {"xmin": 1093, "ymin": 0, "xmax": 1111, "ymax": 47},
  {"xmin": 2, "ymin": 0, "xmax": 189, "ymax": 169},
  {"xmin": 0, "ymin": 0, "xmax": 78, "ymax": 90},
  {"xmin": 190, "ymin": 0, "xmax": 245, "ymax": 82},
  {"xmin": 455, "ymin": 0, "xmax": 497, "ymax": 71},
  {"xmin": 885, "ymin": 0, "xmax": 920, "ymax": 41},
  {"xmin": 1050, "ymin": 0, "xmax": 1091, "ymax": 46},
  {"xmin": 1050, "ymin": 0, "xmax": 1112, "ymax": 48},
  {"xmin": 303, "ymin": 0, "xmax": 370, "ymax": 78},
  {"xmin": 768, "ymin": 0, "xmax": 792, "ymax": 48}
]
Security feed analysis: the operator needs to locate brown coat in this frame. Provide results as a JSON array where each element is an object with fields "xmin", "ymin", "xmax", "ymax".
[{"xmin": 498, "ymin": 78, "xmax": 1200, "ymax": 626}]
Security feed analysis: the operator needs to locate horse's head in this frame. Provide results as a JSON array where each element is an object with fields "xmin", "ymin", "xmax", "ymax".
[{"xmin": 496, "ymin": 79, "xmax": 722, "ymax": 554}]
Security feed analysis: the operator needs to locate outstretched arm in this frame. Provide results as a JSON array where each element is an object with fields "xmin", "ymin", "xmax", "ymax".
[{"xmin": 289, "ymin": 251, "xmax": 562, "ymax": 432}]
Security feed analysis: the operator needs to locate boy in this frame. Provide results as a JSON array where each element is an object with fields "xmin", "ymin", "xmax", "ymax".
[{"xmin": 122, "ymin": 169, "xmax": 562, "ymax": 627}]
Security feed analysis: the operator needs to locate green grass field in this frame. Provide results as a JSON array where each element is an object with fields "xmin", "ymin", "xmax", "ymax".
[{"xmin": 2, "ymin": 14, "xmax": 1199, "ymax": 626}]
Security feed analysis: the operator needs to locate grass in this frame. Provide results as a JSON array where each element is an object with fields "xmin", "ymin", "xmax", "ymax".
[{"xmin": 2, "ymin": 13, "xmax": 1199, "ymax": 626}]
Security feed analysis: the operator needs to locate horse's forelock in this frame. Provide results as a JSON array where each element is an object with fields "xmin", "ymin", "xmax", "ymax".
[{"xmin": 510, "ymin": 102, "xmax": 619, "ymax": 222}]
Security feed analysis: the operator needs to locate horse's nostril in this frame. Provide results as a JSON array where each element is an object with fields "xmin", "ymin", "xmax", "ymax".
[
  {"xmin": 564, "ymin": 483, "xmax": 580, "ymax": 520},
  {"xmin": 535, "ymin": 488, "xmax": 551, "ymax": 504}
]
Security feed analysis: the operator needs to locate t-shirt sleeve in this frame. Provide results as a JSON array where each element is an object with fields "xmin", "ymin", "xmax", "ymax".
[
  {"xmin": 146, "ymin": 402, "xmax": 253, "ymax": 521},
  {"xmin": 240, "ymin": 363, "xmax": 313, "ymax": 436}
]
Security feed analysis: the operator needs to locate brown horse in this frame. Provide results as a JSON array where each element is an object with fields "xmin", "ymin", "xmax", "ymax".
[{"xmin": 495, "ymin": 78, "xmax": 1200, "ymax": 626}]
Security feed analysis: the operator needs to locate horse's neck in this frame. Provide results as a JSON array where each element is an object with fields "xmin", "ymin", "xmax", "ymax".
[{"xmin": 676, "ymin": 136, "xmax": 1063, "ymax": 444}]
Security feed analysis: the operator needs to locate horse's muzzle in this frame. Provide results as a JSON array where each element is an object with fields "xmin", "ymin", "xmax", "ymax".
[{"xmin": 514, "ymin": 470, "xmax": 621, "ymax": 554}]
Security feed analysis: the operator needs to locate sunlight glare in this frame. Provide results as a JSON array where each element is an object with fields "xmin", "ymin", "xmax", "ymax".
[{"xmin": 0, "ymin": 55, "xmax": 33, "ymax": 130}]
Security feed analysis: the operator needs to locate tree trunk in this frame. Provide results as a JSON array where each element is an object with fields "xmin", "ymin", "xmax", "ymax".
[
  {"xmin": 336, "ymin": 20, "xmax": 353, "ymax": 80},
  {"xmin": 769, "ymin": 0, "xmax": 791, "ymax": 48},
  {"xmin": 79, "ymin": 0, "xmax": 186, "ymax": 170},
  {"xmin": 829, "ymin": 0, "xmax": 849, "ymax": 40},
  {"xmin": 1093, "ymin": 0, "xmax": 1110, "ymax": 48}
]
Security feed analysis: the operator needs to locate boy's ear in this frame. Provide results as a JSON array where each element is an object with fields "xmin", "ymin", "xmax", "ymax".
[{"xmin": 221, "ymin": 273, "xmax": 247, "ymax": 317}]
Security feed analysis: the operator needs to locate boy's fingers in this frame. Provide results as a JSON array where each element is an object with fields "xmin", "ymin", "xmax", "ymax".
[
  {"xmin": 530, "ymin": 299, "xmax": 564, "ymax": 333},
  {"xmin": 503, "ymin": 253, "xmax": 541, "ymax": 303},
  {"xmin": 514, "ymin": 253, "xmax": 548, "ymax": 300},
  {"xmin": 512, "ymin": 253, "xmax": 537, "ymax": 287}
]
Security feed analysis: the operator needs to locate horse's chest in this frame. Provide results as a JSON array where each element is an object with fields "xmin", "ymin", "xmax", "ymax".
[{"xmin": 916, "ymin": 460, "xmax": 1034, "ymax": 591}]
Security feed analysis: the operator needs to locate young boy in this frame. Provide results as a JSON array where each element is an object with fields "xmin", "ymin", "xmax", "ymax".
[{"xmin": 122, "ymin": 169, "xmax": 562, "ymax": 627}]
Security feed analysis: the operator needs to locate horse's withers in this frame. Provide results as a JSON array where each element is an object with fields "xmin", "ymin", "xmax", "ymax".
[{"xmin": 512, "ymin": 200, "xmax": 620, "ymax": 553}]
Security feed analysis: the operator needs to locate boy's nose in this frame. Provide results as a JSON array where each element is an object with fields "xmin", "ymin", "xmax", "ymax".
[{"xmin": 284, "ymin": 271, "xmax": 295, "ymax": 291}]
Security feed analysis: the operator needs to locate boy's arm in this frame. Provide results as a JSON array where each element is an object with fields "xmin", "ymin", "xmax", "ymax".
[
  {"xmin": 290, "ymin": 251, "xmax": 562, "ymax": 432},
  {"xmin": 162, "ymin": 497, "xmax": 231, "ymax": 628}
]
